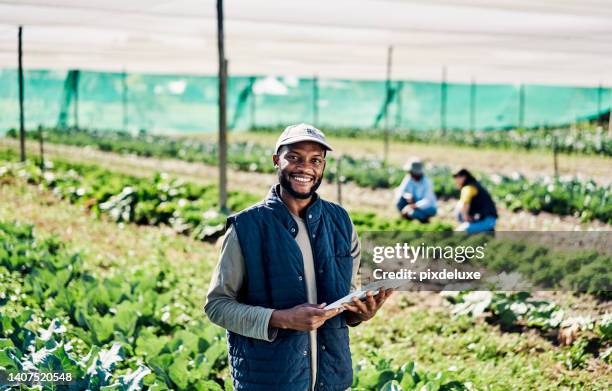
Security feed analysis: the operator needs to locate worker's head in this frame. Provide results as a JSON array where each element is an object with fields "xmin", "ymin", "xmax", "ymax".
[
  {"xmin": 403, "ymin": 158, "xmax": 424, "ymax": 180},
  {"xmin": 452, "ymin": 168, "xmax": 475, "ymax": 188},
  {"xmin": 273, "ymin": 124, "xmax": 332, "ymax": 199}
]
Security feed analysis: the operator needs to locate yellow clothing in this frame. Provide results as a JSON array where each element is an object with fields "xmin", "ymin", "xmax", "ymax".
[{"xmin": 460, "ymin": 185, "xmax": 478, "ymax": 205}]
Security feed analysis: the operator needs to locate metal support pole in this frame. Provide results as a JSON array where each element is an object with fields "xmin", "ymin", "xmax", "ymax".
[
  {"xmin": 518, "ymin": 83, "xmax": 525, "ymax": 128},
  {"xmin": 384, "ymin": 46, "xmax": 392, "ymax": 164},
  {"xmin": 441, "ymin": 66, "xmax": 447, "ymax": 134},
  {"xmin": 470, "ymin": 77, "xmax": 476, "ymax": 131},
  {"xmin": 217, "ymin": 0, "xmax": 228, "ymax": 212},
  {"xmin": 553, "ymin": 135, "xmax": 559, "ymax": 178},
  {"xmin": 336, "ymin": 156, "xmax": 342, "ymax": 206},
  {"xmin": 18, "ymin": 26, "xmax": 25, "ymax": 161},
  {"xmin": 313, "ymin": 75, "xmax": 319, "ymax": 125},
  {"xmin": 250, "ymin": 76, "xmax": 256, "ymax": 130},
  {"xmin": 609, "ymin": 89, "xmax": 612, "ymax": 136},
  {"xmin": 395, "ymin": 81, "xmax": 402, "ymax": 129},
  {"xmin": 122, "ymin": 69, "xmax": 128, "ymax": 131},
  {"xmin": 597, "ymin": 82, "xmax": 603, "ymax": 126},
  {"xmin": 38, "ymin": 125, "xmax": 44, "ymax": 170},
  {"xmin": 73, "ymin": 70, "xmax": 80, "ymax": 129}
]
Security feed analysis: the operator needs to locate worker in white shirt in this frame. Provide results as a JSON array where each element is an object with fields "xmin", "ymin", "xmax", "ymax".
[{"xmin": 394, "ymin": 158, "xmax": 438, "ymax": 223}]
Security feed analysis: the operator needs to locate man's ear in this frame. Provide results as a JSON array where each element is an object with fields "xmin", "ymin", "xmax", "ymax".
[{"xmin": 272, "ymin": 154, "xmax": 279, "ymax": 168}]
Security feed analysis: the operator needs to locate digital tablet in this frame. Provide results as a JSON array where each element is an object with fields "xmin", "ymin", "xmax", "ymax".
[{"xmin": 323, "ymin": 279, "xmax": 404, "ymax": 310}]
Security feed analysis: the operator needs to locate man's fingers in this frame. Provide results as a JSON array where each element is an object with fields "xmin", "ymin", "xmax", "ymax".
[
  {"xmin": 365, "ymin": 290, "xmax": 377, "ymax": 310},
  {"xmin": 304, "ymin": 306, "xmax": 341, "ymax": 319},
  {"xmin": 351, "ymin": 296, "xmax": 369, "ymax": 313},
  {"xmin": 374, "ymin": 289, "xmax": 386, "ymax": 305},
  {"xmin": 342, "ymin": 303, "xmax": 360, "ymax": 312},
  {"xmin": 317, "ymin": 308, "xmax": 343, "ymax": 319},
  {"xmin": 305, "ymin": 307, "xmax": 329, "ymax": 317}
]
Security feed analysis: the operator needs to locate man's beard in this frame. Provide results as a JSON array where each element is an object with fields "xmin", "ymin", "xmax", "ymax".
[{"xmin": 278, "ymin": 171, "xmax": 323, "ymax": 200}]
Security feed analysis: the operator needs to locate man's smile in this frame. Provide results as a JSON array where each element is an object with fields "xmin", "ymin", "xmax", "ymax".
[{"xmin": 290, "ymin": 173, "xmax": 315, "ymax": 186}]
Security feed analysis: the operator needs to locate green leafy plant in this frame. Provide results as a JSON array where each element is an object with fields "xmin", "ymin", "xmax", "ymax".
[{"xmin": 13, "ymin": 127, "xmax": 611, "ymax": 223}]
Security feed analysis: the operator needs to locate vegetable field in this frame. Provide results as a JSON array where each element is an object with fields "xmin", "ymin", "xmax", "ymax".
[
  {"xmin": 1, "ymin": 146, "xmax": 611, "ymax": 389},
  {"xmin": 11, "ymin": 128, "xmax": 612, "ymax": 223},
  {"xmin": 3, "ymin": 2, "xmax": 612, "ymax": 390}
]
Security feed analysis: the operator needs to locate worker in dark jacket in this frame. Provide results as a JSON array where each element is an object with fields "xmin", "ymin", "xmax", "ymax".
[
  {"xmin": 452, "ymin": 168, "xmax": 498, "ymax": 233},
  {"xmin": 205, "ymin": 123, "xmax": 393, "ymax": 391}
]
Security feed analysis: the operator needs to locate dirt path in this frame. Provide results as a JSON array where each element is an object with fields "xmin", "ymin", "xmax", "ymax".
[{"xmin": 2, "ymin": 139, "xmax": 609, "ymax": 231}]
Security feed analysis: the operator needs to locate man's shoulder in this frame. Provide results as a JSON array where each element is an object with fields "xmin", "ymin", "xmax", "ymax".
[{"xmin": 225, "ymin": 200, "xmax": 269, "ymax": 228}]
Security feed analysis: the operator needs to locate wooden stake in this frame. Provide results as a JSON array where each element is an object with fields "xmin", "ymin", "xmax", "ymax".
[
  {"xmin": 608, "ymin": 89, "xmax": 612, "ymax": 136},
  {"xmin": 518, "ymin": 83, "xmax": 525, "ymax": 129},
  {"xmin": 553, "ymin": 135, "xmax": 559, "ymax": 178},
  {"xmin": 250, "ymin": 76, "xmax": 256, "ymax": 130},
  {"xmin": 384, "ymin": 46, "xmax": 393, "ymax": 164},
  {"xmin": 441, "ymin": 66, "xmax": 447, "ymax": 134},
  {"xmin": 18, "ymin": 26, "xmax": 25, "ymax": 161},
  {"xmin": 217, "ymin": 0, "xmax": 228, "ymax": 212},
  {"xmin": 38, "ymin": 125, "xmax": 44, "ymax": 170},
  {"xmin": 470, "ymin": 77, "xmax": 476, "ymax": 131},
  {"xmin": 73, "ymin": 70, "xmax": 79, "ymax": 129},
  {"xmin": 597, "ymin": 82, "xmax": 603, "ymax": 126},
  {"xmin": 122, "ymin": 69, "xmax": 128, "ymax": 131},
  {"xmin": 336, "ymin": 156, "xmax": 342, "ymax": 206},
  {"xmin": 313, "ymin": 75, "xmax": 319, "ymax": 125}
]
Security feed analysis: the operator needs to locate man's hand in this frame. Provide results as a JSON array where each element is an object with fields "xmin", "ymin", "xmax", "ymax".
[
  {"xmin": 342, "ymin": 288, "xmax": 394, "ymax": 323},
  {"xmin": 402, "ymin": 193, "xmax": 415, "ymax": 204},
  {"xmin": 269, "ymin": 303, "xmax": 343, "ymax": 332},
  {"xmin": 401, "ymin": 204, "xmax": 414, "ymax": 216}
]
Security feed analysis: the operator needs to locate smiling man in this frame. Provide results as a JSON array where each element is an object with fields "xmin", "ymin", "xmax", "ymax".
[{"xmin": 205, "ymin": 124, "xmax": 393, "ymax": 391}]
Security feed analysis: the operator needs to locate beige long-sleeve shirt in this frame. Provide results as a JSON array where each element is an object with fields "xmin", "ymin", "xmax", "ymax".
[{"xmin": 205, "ymin": 214, "xmax": 361, "ymax": 390}]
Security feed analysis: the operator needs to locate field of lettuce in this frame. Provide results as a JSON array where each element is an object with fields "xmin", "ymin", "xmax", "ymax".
[
  {"xmin": 1, "ymin": 152, "xmax": 611, "ymax": 389},
  {"xmin": 2, "ymin": 127, "xmax": 611, "ymax": 390},
  {"xmin": 251, "ymin": 126, "xmax": 612, "ymax": 157},
  {"xmin": 1, "ymin": 150, "xmax": 609, "ymax": 296},
  {"xmin": 10, "ymin": 128, "xmax": 612, "ymax": 224}
]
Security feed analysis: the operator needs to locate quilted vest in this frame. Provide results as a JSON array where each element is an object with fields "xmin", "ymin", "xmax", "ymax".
[
  {"xmin": 225, "ymin": 185, "xmax": 354, "ymax": 391},
  {"xmin": 466, "ymin": 180, "xmax": 498, "ymax": 220}
]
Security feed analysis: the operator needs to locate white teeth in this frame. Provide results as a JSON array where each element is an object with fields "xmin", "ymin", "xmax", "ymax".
[{"xmin": 292, "ymin": 175, "xmax": 312, "ymax": 183}]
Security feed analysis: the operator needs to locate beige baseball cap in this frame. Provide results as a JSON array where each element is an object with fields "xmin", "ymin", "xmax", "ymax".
[{"xmin": 275, "ymin": 123, "xmax": 333, "ymax": 153}]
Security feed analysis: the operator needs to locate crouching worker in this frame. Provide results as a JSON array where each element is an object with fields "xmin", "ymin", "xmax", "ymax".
[
  {"xmin": 452, "ymin": 168, "xmax": 498, "ymax": 233},
  {"xmin": 205, "ymin": 123, "xmax": 393, "ymax": 391},
  {"xmin": 394, "ymin": 158, "xmax": 438, "ymax": 223}
]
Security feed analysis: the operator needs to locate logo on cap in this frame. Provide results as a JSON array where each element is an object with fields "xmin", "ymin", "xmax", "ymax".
[{"xmin": 306, "ymin": 128, "xmax": 323, "ymax": 139}]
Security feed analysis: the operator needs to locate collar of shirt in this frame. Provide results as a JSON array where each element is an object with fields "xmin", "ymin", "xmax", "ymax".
[{"xmin": 264, "ymin": 184, "xmax": 323, "ymax": 238}]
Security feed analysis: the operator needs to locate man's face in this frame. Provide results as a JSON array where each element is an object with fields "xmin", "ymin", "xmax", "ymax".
[
  {"xmin": 410, "ymin": 172, "xmax": 422, "ymax": 181},
  {"xmin": 273, "ymin": 141, "xmax": 326, "ymax": 200}
]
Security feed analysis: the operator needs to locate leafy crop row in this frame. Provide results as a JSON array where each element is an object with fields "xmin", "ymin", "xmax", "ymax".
[
  {"xmin": 0, "ymin": 221, "xmax": 229, "ymax": 390},
  {"xmin": 11, "ymin": 128, "xmax": 611, "ymax": 223},
  {"xmin": 445, "ymin": 291, "xmax": 611, "ymax": 368},
  {"xmin": 0, "ymin": 150, "xmax": 452, "ymax": 244},
  {"xmin": 0, "ymin": 152, "xmax": 258, "ymax": 241},
  {"xmin": 362, "ymin": 232, "xmax": 611, "ymax": 296},
  {"xmin": 0, "ymin": 220, "xmax": 467, "ymax": 391},
  {"xmin": 251, "ymin": 126, "xmax": 612, "ymax": 157}
]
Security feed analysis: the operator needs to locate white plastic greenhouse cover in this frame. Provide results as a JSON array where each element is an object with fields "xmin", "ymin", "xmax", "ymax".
[{"xmin": 0, "ymin": 0, "xmax": 611, "ymax": 86}]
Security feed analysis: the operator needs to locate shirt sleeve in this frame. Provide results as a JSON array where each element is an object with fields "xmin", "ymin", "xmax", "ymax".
[
  {"xmin": 394, "ymin": 175, "xmax": 411, "ymax": 203},
  {"xmin": 204, "ymin": 226, "xmax": 278, "ymax": 342},
  {"xmin": 459, "ymin": 185, "xmax": 478, "ymax": 206},
  {"xmin": 346, "ymin": 222, "xmax": 363, "ymax": 327},
  {"xmin": 349, "ymin": 221, "xmax": 361, "ymax": 292},
  {"xmin": 414, "ymin": 177, "xmax": 437, "ymax": 209}
]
